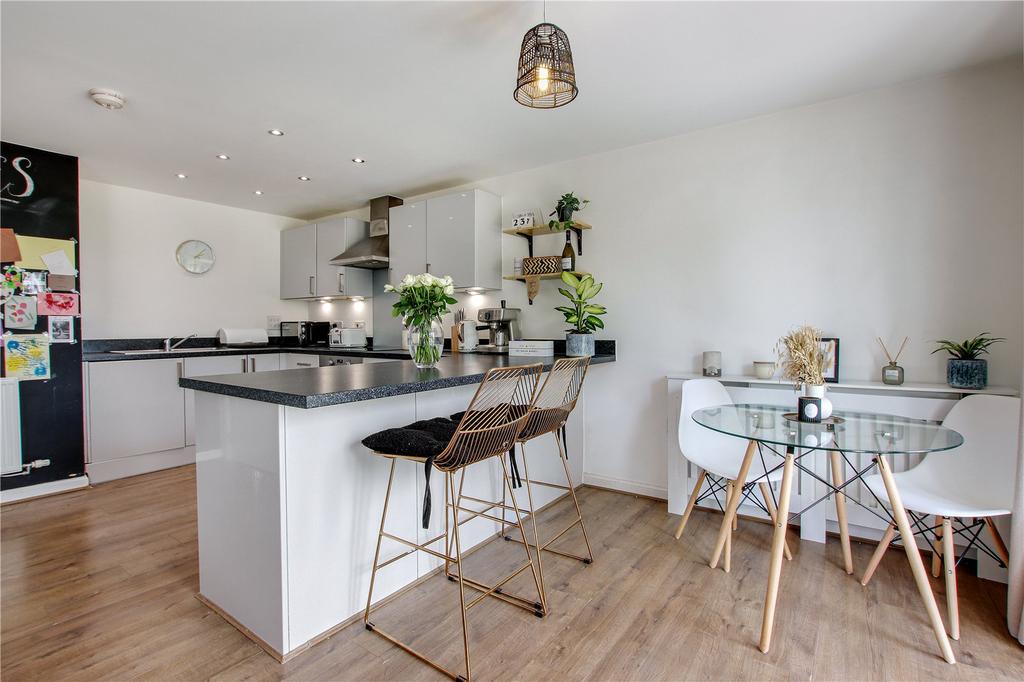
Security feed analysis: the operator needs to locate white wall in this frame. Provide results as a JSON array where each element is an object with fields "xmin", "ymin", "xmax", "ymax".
[
  {"xmin": 318, "ymin": 60, "xmax": 1024, "ymax": 496},
  {"xmin": 79, "ymin": 180, "xmax": 307, "ymax": 338}
]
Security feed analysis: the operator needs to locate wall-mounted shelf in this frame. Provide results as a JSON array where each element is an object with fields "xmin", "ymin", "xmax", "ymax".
[
  {"xmin": 502, "ymin": 270, "xmax": 590, "ymax": 305},
  {"xmin": 503, "ymin": 221, "xmax": 591, "ymax": 257}
]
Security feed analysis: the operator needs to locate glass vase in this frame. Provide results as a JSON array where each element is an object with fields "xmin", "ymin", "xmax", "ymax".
[{"xmin": 406, "ymin": 318, "xmax": 444, "ymax": 369}]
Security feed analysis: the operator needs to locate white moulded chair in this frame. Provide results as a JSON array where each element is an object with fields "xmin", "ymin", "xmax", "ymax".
[
  {"xmin": 674, "ymin": 379, "xmax": 791, "ymax": 570},
  {"xmin": 860, "ymin": 394, "xmax": 1020, "ymax": 641}
]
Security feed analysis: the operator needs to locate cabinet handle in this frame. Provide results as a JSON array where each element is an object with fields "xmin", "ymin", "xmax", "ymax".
[
  {"xmin": 297, "ymin": 361, "xmax": 312, "ymax": 367},
  {"xmin": 177, "ymin": 361, "xmax": 183, "ymax": 379},
  {"xmin": 242, "ymin": 358, "xmax": 248, "ymax": 373},
  {"xmin": 337, "ymin": 272, "xmax": 345, "ymax": 293},
  {"xmin": 426, "ymin": 263, "xmax": 431, "ymax": 273},
  {"xmin": 250, "ymin": 357, "xmax": 256, "ymax": 372},
  {"xmin": 309, "ymin": 276, "xmax": 315, "ymax": 295}
]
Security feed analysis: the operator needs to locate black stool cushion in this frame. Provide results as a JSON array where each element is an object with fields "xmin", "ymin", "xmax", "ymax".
[{"xmin": 361, "ymin": 417, "xmax": 457, "ymax": 458}]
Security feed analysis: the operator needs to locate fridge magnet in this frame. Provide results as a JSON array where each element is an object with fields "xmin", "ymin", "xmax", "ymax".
[
  {"xmin": 4, "ymin": 295, "xmax": 37, "ymax": 329},
  {"xmin": 48, "ymin": 315, "xmax": 74, "ymax": 343},
  {"xmin": 14, "ymin": 235, "xmax": 76, "ymax": 272},
  {"xmin": 4, "ymin": 333, "xmax": 50, "ymax": 380},
  {"xmin": 47, "ymin": 273, "xmax": 76, "ymax": 292},
  {"xmin": 21, "ymin": 270, "xmax": 48, "ymax": 295},
  {"xmin": 38, "ymin": 291, "xmax": 79, "ymax": 316}
]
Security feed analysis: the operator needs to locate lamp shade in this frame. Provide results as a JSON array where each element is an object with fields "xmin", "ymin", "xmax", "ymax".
[{"xmin": 514, "ymin": 23, "xmax": 578, "ymax": 109}]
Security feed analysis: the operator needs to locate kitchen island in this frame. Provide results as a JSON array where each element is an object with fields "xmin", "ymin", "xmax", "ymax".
[{"xmin": 181, "ymin": 351, "xmax": 614, "ymax": 660}]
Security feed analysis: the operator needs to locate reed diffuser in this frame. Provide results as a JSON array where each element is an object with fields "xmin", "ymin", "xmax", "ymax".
[{"xmin": 878, "ymin": 336, "xmax": 908, "ymax": 386}]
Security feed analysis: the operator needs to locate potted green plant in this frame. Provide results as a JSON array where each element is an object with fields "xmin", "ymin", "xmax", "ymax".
[
  {"xmin": 384, "ymin": 273, "xmax": 457, "ymax": 369},
  {"xmin": 556, "ymin": 271, "xmax": 606, "ymax": 357},
  {"xmin": 548, "ymin": 192, "xmax": 589, "ymax": 230},
  {"xmin": 932, "ymin": 332, "xmax": 1005, "ymax": 389}
]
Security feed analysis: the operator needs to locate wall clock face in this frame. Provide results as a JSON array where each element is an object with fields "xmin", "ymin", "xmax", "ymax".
[{"xmin": 176, "ymin": 240, "xmax": 215, "ymax": 274}]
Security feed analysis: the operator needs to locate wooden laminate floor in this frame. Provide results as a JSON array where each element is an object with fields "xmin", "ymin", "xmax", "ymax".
[{"xmin": 2, "ymin": 465, "xmax": 1021, "ymax": 681}]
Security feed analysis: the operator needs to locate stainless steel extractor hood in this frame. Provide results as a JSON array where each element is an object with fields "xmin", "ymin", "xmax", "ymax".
[{"xmin": 330, "ymin": 195, "xmax": 403, "ymax": 269}]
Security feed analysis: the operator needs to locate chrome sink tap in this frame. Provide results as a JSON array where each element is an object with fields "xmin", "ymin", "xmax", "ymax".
[{"xmin": 164, "ymin": 333, "xmax": 198, "ymax": 352}]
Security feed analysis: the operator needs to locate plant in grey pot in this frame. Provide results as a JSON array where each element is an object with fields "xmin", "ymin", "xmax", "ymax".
[
  {"xmin": 548, "ymin": 192, "xmax": 589, "ymax": 230},
  {"xmin": 556, "ymin": 271, "xmax": 606, "ymax": 357},
  {"xmin": 932, "ymin": 332, "xmax": 1005, "ymax": 389}
]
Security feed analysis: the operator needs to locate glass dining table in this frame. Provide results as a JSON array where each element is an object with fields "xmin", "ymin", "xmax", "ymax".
[{"xmin": 692, "ymin": 403, "xmax": 964, "ymax": 664}]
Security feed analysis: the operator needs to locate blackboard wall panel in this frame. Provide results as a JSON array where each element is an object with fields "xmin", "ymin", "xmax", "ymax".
[{"xmin": 1, "ymin": 141, "xmax": 84, "ymax": 490}]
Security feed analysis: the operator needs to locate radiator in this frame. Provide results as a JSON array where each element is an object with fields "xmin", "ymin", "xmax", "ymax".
[{"xmin": 1, "ymin": 378, "xmax": 23, "ymax": 475}]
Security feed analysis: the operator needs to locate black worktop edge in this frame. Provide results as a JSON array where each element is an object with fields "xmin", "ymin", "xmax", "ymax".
[{"xmin": 180, "ymin": 354, "xmax": 615, "ymax": 409}]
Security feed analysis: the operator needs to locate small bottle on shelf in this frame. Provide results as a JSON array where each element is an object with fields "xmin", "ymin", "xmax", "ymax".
[{"xmin": 561, "ymin": 231, "xmax": 576, "ymax": 271}]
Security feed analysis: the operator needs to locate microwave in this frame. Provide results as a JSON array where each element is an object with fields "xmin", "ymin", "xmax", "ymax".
[{"xmin": 280, "ymin": 321, "xmax": 312, "ymax": 346}]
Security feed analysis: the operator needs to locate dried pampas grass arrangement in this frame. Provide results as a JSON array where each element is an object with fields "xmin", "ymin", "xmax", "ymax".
[{"xmin": 776, "ymin": 325, "xmax": 826, "ymax": 386}]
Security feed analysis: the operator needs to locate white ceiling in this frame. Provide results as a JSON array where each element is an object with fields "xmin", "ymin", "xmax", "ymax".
[{"xmin": 2, "ymin": 1, "xmax": 1020, "ymax": 220}]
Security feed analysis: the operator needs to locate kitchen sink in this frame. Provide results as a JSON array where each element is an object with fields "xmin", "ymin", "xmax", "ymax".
[{"xmin": 110, "ymin": 347, "xmax": 231, "ymax": 355}]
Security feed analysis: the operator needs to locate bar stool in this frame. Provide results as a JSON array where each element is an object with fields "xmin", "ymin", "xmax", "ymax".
[
  {"xmin": 361, "ymin": 364, "xmax": 545, "ymax": 682},
  {"xmin": 501, "ymin": 357, "xmax": 594, "ymax": 611}
]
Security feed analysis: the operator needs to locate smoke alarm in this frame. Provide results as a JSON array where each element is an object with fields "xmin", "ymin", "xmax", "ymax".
[{"xmin": 88, "ymin": 88, "xmax": 126, "ymax": 110}]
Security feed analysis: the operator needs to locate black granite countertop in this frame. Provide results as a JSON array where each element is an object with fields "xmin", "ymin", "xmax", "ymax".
[
  {"xmin": 179, "ymin": 353, "xmax": 615, "ymax": 408},
  {"xmin": 82, "ymin": 344, "xmax": 412, "ymax": 363}
]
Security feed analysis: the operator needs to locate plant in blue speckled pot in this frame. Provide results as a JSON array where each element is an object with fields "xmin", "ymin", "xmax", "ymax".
[{"xmin": 932, "ymin": 332, "xmax": 1005, "ymax": 390}]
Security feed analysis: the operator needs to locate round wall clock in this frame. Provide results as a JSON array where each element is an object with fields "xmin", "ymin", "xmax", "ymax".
[{"xmin": 175, "ymin": 240, "xmax": 215, "ymax": 274}]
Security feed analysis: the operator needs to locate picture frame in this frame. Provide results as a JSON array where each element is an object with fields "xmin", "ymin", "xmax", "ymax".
[
  {"xmin": 820, "ymin": 337, "xmax": 840, "ymax": 383},
  {"xmin": 21, "ymin": 270, "xmax": 47, "ymax": 295},
  {"xmin": 48, "ymin": 315, "xmax": 75, "ymax": 344},
  {"xmin": 511, "ymin": 210, "xmax": 536, "ymax": 228}
]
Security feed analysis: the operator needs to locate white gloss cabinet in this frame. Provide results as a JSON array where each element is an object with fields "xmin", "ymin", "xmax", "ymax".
[
  {"xmin": 86, "ymin": 358, "xmax": 186, "ymax": 464},
  {"xmin": 280, "ymin": 219, "xmax": 372, "ymax": 300},
  {"xmin": 387, "ymin": 189, "xmax": 501, "ymax": 290}
]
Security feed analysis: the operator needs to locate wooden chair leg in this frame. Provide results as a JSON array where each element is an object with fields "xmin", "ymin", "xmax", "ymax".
[
  {"xmin": 932, "ymin": 515, "xmax": 943, "ymax": 578},
  {"xmin": 985, "ymin": 517, "xmax": 1011, "ymax": 565},
  {"xmin": 829, "ymin": 451, "xmax": 853, "ymax": 574},
  {"xmin": 759, "ymin": 452, "xmax": 795, "ymax": 654},
  {"xmin": 758, "ymin": 482, "xmax": 792, "ymax": 561},
  {"xmin": 710, "ymin": 440, "xmax": 756, "ymax": 569},
  {"xmin": 861, "ymin": 523, "xmax": 895, "ymax": 586},
  {"xmin": 942, "ymin": 517, "xmax": 959, "ymax": 640},
  {"xmin": 724, "ymin": 481, "xmax": 734, "ymax": 573},
  {"xmin": 876, "ymin": 455, "xmax": 955, "ymax": 664},
  {"xmin": 675, "ymin": 469, "xmax": 706, "ymax": 540}
]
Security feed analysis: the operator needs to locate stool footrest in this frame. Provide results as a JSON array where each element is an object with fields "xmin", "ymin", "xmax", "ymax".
[
  {"xmin": 446, "ymin": 568, "xmax": 546, "ymax": 615},
  {"xmin": 365, "ymin": 622, "xmax": 465, "ymax": 681}
]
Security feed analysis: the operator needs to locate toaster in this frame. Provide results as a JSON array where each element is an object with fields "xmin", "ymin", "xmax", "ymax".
[{"xmin": 330, "ymin": 327, "xmax": 367, "ymax": 348}]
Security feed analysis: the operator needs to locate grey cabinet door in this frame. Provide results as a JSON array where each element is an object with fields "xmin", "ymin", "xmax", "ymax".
[
  {"xmin": 387, "ymin": 201, "xmax": 427, "ymax": 286},
  {"xmin": 281, "ymin": 223, "xmax": 317, "ymax": 299},
  {"xmin": 183, "ymin": 354, "xmax": 251, "ymax": 446},
  {"xmin": 426, "ymin": 192, "xmax": 475, "ymax": 288},
  {"xmin": 87, "ymin": 359, "xmax": 185, "ymax": 462},
  {"xmin": 250, "ymin": 353, "xmax": 281, "ymax": 372}
]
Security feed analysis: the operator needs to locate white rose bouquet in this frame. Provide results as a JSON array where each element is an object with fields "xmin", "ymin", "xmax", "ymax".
[{"xmin": 385, "ymin": 273, "xmax": 457, "ymax": 367}]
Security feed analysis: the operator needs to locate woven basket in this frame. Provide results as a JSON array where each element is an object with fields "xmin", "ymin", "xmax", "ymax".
[{"xmin": 522, "ymin": 256, "xmax": 562, "ymax": 276}]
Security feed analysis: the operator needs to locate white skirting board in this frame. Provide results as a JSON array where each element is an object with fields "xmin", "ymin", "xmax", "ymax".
[
  {"xmin": 583, "ymin": 472, "xmax": 667, "ymax": 500},
  {"xmin": 0, "ymin": 476, "xmax": 90, "ymax": 504}
]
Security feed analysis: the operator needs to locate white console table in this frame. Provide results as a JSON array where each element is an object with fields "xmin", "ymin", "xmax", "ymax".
[{"xmin": 665, "ymin": 373, "xmax": 1018, "ymax": 581}]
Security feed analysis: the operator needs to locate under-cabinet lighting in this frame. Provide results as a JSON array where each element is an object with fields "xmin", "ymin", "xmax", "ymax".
[{"xmin": 268, "ymin": 129, "xmax": 285, "ymax": 136}]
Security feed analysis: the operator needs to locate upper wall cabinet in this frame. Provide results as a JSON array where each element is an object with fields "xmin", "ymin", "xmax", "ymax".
[
  {"xmin": 280, "ymin": 218, "xmax": 372, "ymax": 299},
  {"xmin": 388, "ymin": 189, "xmax": 501, "ymax": 290}
]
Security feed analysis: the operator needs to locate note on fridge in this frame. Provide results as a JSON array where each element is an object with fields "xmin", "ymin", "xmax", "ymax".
[
  {"xmin": 41, "ymin": 249, "xmax": 76, "ymax": 276},
  {"xmin": 13, "ymin": 235, "xmax": 76, "ymax": 272}
]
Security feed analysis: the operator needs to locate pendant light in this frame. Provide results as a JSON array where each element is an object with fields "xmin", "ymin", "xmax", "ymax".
[{"xmin": 514, "ymin": 2, "xmax": 578, "ymax": 109}]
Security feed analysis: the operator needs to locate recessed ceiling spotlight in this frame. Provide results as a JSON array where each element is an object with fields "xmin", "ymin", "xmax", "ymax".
[
  {"xmin": 216, "ymin": 154, "xmax": 230, "ymax": 160},
  {"xmin": 253, "ymin": 190, "xmax": 264, "ymax": 195},
  {"xmin": 176, "ymin": 173, "xmax": 188, "ymax": 179},
  {"xmin": 268, "ymin": 129, "xmax": 285, "ymax": 136},
  {"xmin": 352, "ymin": 158, "xmax": 365, "ymax": 164},
  {"xmin": 88, "ymin": 87, "xmax": 126, "ymax": 110},
  {"xmin": 298, "ymin": 176, "xmax": 311, "ymax": 181}
]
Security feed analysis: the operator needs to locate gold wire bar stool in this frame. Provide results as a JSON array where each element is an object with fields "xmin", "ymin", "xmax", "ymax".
[
  {"xmin": 363, "ymin": 364, "xmax": 546, "ymax": 682},
  {"xmin": 498, "ymin": 356, "xmax": 594, "ymax": 611}
]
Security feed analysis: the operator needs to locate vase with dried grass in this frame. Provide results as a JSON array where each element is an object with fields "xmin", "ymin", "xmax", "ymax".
[{"xmin": 776, "ymin": 325, "xmax": 833, "ymax": 418}]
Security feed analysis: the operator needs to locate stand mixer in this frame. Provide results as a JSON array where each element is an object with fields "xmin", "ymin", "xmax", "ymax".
[{"xmin": 476, "ymin": 301, "xmax": 521, "ymax": 354}]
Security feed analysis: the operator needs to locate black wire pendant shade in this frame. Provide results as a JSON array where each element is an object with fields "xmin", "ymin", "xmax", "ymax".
[{"xmin": 514, "ymin": 22, "xmax": 578, "ymax": 109}]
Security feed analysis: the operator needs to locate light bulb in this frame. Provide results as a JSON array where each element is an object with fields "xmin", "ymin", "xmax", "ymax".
[{"xmin": 536, "ymin": 66, "xmax": 550, "ymax": 92}]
